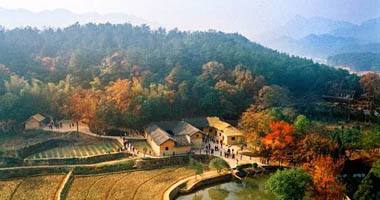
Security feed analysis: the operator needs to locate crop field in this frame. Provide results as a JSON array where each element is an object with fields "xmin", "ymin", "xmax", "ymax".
[
  {"xmin": 66, "ymin": 167, "xmax": 194, "ymax": 200},
  {"xmin": 0, "ymin": 175, "xmax": 64, "ymax": 200},
  {"xmin": 0, "ymin": 131, "xmax": 68, "ymax": 153},
  {"xmin": 0, "ymin": 178, "xmax": 24, "ymax": 200},
  {"xmin": 25, "ymin": 134, "xmax": 122, "ymax": 159},
  {"xmin": 26, "ymin": 140, "xmax": 121, "ymax": 159}
]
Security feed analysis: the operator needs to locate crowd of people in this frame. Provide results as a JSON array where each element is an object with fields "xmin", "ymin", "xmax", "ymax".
[{"xmin": 202, "ymin": 136, "xmax": 248, "ymax": 165}]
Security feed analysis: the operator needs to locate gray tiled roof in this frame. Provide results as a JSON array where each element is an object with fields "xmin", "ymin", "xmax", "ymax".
[
  {"xmin": 27, "ymin": 114, "xmax": 46, "ymax": 122},
  {"xmin": 172, "ymin": 135, "xmax": 191, "ymax": 147},
  {"xmin": 184, "ymin": 118, "xmax": 210, "ymax": 128},
  {"xmin": 146, "ymin": 121, "xmax": 203, "ymax": 146},
  {"xmin": 146, "ymin": 123, "xmax": 176, "ymax": 145},
  {"xmin": 156, "ymin": 121, "xmax": 201, "ymax": 136}
]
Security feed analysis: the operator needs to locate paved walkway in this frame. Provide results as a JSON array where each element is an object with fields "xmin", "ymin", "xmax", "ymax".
[
  {"xmin": 162, "ymin": 170, "xmax": 232, "ymax": 200},
  {"xmin": 197, "ymin": 141, "xmax": 262, "ymax": 168}
]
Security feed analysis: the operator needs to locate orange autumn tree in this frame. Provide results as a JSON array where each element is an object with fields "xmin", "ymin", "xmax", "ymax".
[
  {"xmin": 105, "ymin": 78, "xmax": 148, "ymax": 115},
  {"xmin": 303, "ymin": 155, "xmax": 345, "ymax": 200},
  {"xmin": 238, "ymin": 106, "xmax": 273, "ymax": 151},
  {"xmin": 262, "ymin": 121, "xmax": 295, "ymax": 164},
  {"xmin": 105, "ymin": 79, "xmax": 133, "ymax": 111},
  {"xmin": 63, "ymin": 88, "xmax": 101, "ymax": 134}
]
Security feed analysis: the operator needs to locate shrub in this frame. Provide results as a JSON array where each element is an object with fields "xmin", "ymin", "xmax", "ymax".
[
  {"xmin": 209, "ymin": 158, "xmax": 230, "ymax": 173},
  {"xmin": 265, "ymin": 168, "xmax": 312, "ymax": 200},
  {"xmin": 252, "ymin": 162, "xmax": 258, "ymax": 168}
]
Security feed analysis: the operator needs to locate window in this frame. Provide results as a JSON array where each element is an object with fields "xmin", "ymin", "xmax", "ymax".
[
  {"xmin": 196, "ymin": 134, "xmax": 199, "ymax": 138},
  {"xmin": 219, "ymin": 133, "xmax": 221, "ymax": 136},
  {"xmin": 165, "ymin": 147, "xmax": 169, "ymax": 151},
  {"xmin": 232, "ymin": 137, "xmax": 235, "ymax": 141}
]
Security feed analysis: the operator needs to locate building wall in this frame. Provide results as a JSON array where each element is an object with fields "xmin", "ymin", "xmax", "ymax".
[
  {"xmin": 25, "ymin": 120, "xmax": 41, "ymax": 130},
  {"xmin": 190, "ymin": 132, "xmax": 203, "ymax": 149},
  {"xmin": 159, "ymin": 140, "xmax": 190, "ymax": 156},
  {"xmin": 145, "ymin": 132, "xmax": 162, "ymax": 156},
  {"xmin": 224, "ymin": 135, "xmax": 244, "ymax": 145}
]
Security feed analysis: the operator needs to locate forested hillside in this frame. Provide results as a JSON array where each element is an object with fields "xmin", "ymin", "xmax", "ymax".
[
  {"xmin": 0, "ymin": 23, "xmax": 361, "ymax": 129},
  {"xmin": 328, "ymin": 52, "xmax": 380, "ymax": 72}
]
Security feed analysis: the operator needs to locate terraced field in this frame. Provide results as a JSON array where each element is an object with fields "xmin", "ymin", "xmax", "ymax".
[
  {"xmin": 0, "ymin": 175, "xmax": 64, "ymax": 200},
  {"xmin": 26, "ymin": 141, "xmax": 121, "ymax": 159},
  {"xmin": 0, "ymin": 131, "xmax": 69, "ymax": 156},
  {"xmin": 25, "ymin": 134, "xmax": 122, "ymax": 159},
  {"xmin": 67, "ymin": 167, "xmax": 194, "ymax": 200}
]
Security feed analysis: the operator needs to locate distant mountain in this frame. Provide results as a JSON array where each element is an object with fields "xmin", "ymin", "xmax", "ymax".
[
  {"xmin": 258, "ymin": 15, "xmax": 356, "ymax": 42},
  {"xmin": 330, "ymin": 17, "xmax": 380, "ymax": 43},
  {"xmin": 0, "ymin": 8, "xmax": 159, "ymax": 29},
  {"xmin": 260, "ymin": 15, "xmax": 380, "ymax": 62},
  {"xmin": 270, "ymin": 34, "xmax": 380, "ymax": 58}
]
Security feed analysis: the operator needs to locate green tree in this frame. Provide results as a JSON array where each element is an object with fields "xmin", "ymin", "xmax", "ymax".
[
  {"xmin": 293, "ymin": 115, "xmax": 311, "ymax": 137},
  {"xmin": 259, "ymin": 85, "xmax": 292, "ymax": 108},
  {"xmin": 354, "ymin": 160, "xmax": 380, "ymax": 200},
  {"xmin": 265, "ymin": 168, "xmax": 312, "ymax": 200},
  {"xmin": 361, "ymin": 129, "xmax": 380, "ymax": 151},
  {"xmin": 189, "ymin": 157, "xmax": 204, "ymax": 179},
  {"xmin": 209, "ymin": 158, "xmax": 230, "ymax": 174}
]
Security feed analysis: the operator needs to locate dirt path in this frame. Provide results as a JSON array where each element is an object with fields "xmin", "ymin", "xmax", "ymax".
[{"xmin": 0, "ymin": 157, "xmax": 134, "ymax": 171}]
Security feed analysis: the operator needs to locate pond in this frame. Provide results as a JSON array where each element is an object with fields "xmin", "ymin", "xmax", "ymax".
[{"xmin": 176, "ymin": 174, "xmax": 275, "ymax": 200}]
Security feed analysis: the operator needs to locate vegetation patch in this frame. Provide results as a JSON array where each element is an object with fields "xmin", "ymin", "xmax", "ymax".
[
  {"xmin": 66, "ymin": 167, "xmax": 194, "ymax": 200},
  {"xmin": 10, "ymin": 175, "xmax": 65, "ymax": 200},
  {"xmin": 0, "ymin": 178, "xmax": 24, "ymax": 200}
]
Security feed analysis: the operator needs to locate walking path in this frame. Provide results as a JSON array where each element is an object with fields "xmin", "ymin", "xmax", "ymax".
[
  {"xmin": 162, "ymin": 170, "xmax": 232, "ymax": 200},
  {"xmin": 43, "ymin": 123, "xmax": 144, "ymax": 141},
  {"xmin": 0, "ymin": 157, "xmax": 133, "ymax": 171},
  {"xmin": 196, "ymin": 141, "xmax": 262, "ymax": 168}
]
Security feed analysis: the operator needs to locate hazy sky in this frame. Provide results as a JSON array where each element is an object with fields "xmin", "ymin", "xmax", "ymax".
[{"xmin": 0, "ymin": 0, "xmax": 379, "ymax": 36}]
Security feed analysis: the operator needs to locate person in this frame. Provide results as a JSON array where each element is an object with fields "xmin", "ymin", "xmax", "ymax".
[{"xmin": 236, "ymin": 158, "xmax": 239, "ymax": 164}]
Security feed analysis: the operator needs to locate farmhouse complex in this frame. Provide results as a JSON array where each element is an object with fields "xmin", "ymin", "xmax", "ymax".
[
  {"xmin": 24, "ymin": 114, "xmax": 47, "ymax": 130},
  {"xmin": 145, "ymin": 117, "xmax": 244, "ymax": 156}
]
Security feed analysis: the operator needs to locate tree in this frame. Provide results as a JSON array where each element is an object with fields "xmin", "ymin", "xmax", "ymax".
[
  {"xmin": 189, "ymin": 158, "xmax": 204, "ymax": 179},
  {"xmin": 294, "ymin": 132, "xmax": 335, "ymax": 164},
  {"xmin": 265, "ymin": 168, "xmax": 312, "ymax": 200},
  {"xmin": 360, "ymin": 73, "xmax": 380, "ymax": 108},
  {"xmin": 63, "ymin": 88, "xmax": 100, "ymax": 134},
  {"xmin": 303, "ymin": 155, "xmax": 345, "ymax": 200},
  {"xmin": 338, "ymin": 128, "xmax": 364, "ymax": 155},
  {"xmin": 262, "ymin": 121, "xmax": 295, "ymax": 163},
  {"xmin": 258, "ymin": 85, "xmax": 291, "ymax": 108},
  {"xmin": 209, "ymin": 158, "xmax": 230, "ymax": 174},
  {"xmin": 354, "ymin": 160, "xmax": 380, "ymax": 200},
  {"xmin": 293, "ymin": 115, "xmax": 311, "ymax": 137},
  {"xmin": 199, "ymin": 61, "xmax": 225, "ymax": 82},
  {"xmin": 361, "ymin": 129, "xmax": 380, "ymax": 152},
  {"xmin": 238, "ymin": 105, "xmax": 273, "ymax": 151}
]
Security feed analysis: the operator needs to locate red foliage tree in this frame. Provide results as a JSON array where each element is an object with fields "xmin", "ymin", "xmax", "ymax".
[{"xmin": 262, "ymin": 121, "xmax": 295, "ymax": 164}]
